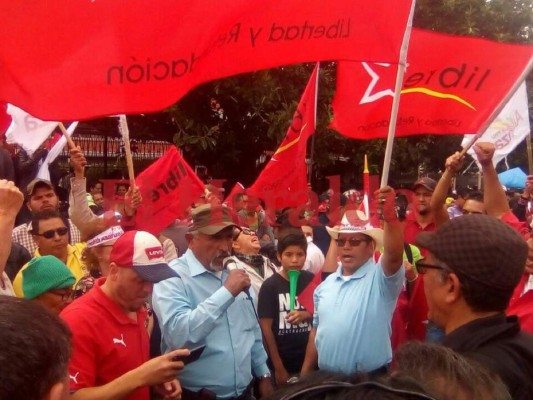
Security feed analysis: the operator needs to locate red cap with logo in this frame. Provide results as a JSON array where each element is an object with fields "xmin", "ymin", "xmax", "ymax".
[{"xmin": 109, "ymin": 230, "xmax": 179, "ymax": 283}]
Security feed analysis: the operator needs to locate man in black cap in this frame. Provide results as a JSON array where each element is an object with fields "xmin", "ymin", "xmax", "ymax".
[{"xmin": 415, "ymin": 214, "xmax": 533, "ymax": 400}]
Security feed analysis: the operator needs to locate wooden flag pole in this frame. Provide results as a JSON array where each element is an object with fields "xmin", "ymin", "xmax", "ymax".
[
  {"xmin": 118, "ymin": 115, "xmax": 136, "ymax": 188},
  {"xmin": 527, "ymin": 132, "xmax": 533, "ymax": 174},
  {"xmin": 58, "ymin": 122, "xmax": 76, "ymax": 149}
]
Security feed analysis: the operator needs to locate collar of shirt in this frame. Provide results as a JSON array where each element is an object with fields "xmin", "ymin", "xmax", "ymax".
[
  {"xmin": 334, "ymin": 257, "xmax": 374, "ymax": 281},
  {"xmin": 91, "ymin": 277, "xmax": 146, "ymax": 326},
  {"xmin": 184, "ymin": 249, "xmax": 219, "ymax": 278},
  {"xmin": 34, "ymin": 243, "xmax": 81, "ymax": 259}
]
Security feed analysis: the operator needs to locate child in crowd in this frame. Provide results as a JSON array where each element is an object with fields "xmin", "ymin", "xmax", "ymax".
[{"xmin": 258, "ymin": 233, "xmax": 314, "ymax": 386}]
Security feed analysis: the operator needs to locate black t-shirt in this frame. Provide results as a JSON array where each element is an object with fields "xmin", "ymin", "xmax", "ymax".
[{"xmin": 258, "ymin": 270, "xmax": 314, "ymax": 374}]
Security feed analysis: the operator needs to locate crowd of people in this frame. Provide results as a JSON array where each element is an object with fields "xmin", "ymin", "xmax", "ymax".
[{"xmin": 1, "ymin": 141, "xmax": 533, "ymax": 400}]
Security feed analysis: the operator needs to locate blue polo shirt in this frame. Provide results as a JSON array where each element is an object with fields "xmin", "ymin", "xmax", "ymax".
[
  {"xmin": 152, "ymin": 249, "xmax": 269, "ymax": 399},
  {"xmin": 313, "ymin": 256, "xmax": 404, "ymax": 374}
]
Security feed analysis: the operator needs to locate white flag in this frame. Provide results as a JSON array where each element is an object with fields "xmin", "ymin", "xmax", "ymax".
[
  {"xmin": 5, "ymin": 104, "xmax": 58, "ymax": 156},
  {"xmin": 462, "ymin": 82, "xmax": 530, "ymax": 167},
  {"xmin": 37, "ymin": 122, "xmax": 78, "ymax": 181}
]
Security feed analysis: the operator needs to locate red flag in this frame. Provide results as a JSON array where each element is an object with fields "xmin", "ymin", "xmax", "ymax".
[
  {"xmin": 224, "ymin": 182, "xmax": 246, "ymax": 209},
  {"xmin": 248, "ymin": 64, "xmax": 318, "ymax": 209},
  {"xmin": 297, "ymin": 270, "xmax": 321, "ymax": 314},
  {"xmin": 0, "ymin": 0, "xmax": 413, "ymax": 120},
  {"xmin": 331, "ymin": 29, "xmax": 533, "ymax": 139},
  {"xmin": 134, "ymin": 147, "xmax": 205, "ymax": 234}
]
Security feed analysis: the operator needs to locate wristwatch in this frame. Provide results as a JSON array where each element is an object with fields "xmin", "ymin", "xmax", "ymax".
[{"xmin": 260, "ymin": 373, "xmax": 272, "ymax": 380}]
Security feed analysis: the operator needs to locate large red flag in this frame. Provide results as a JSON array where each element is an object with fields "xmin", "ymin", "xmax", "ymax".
[
  {"xmin": 331, "ymin": 29, "xmax": 533, "ymax": 139},
  {"xmin": 248, "ymin": 65, "xmax": 318, "ymax": 209},
  {"xmin": 134, "ymin": 147, "xmax": 205, "ymax": 234},
  {"xmin": 0, "ymin": 0, "xmax": 413, "ymax": 121}
]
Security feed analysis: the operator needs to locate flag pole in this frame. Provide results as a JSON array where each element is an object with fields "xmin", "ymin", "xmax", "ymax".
[
  {"xmin": 118, "ymin": 115, "xmax": 136, "ymax": 188},
  {"xmin": 380, "ymin": 0, "xmax": 416, "ymax": 187},
  {"xmin": 526, "ymin": 132, "xmax": 533, "ymax": 175},
  {"xmin": 363, "ymin": 154, "xmax": 370, "ymax": 218},
  {"xmin": 307, "ymin": 62, "xmax": 320, "ymax": 184},
  {"xmin": 460, "ymin": 59, "xmax": 533, "ymax": 157},
  {"xmin": 58, "ymin": 122, "xmax": 76, "ymax": 149}
]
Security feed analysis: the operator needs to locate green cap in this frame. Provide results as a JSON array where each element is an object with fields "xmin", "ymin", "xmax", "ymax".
[{"xmin": 22, "ymin": 256, "xmax": 76, "ymax": 299}]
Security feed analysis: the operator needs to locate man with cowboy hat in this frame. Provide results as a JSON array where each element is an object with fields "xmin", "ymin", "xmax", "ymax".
[{"xmin": 301, "ymin": 187, "xmax": 405, "ymax": 375}]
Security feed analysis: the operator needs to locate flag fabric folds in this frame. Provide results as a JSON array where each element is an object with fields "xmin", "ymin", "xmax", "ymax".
[
  {"xmin": 134, "ymin": 147, "xmax": 205, "ymax": 234},
  {"xmin": 461, "ymin": 82, "xmax": 530, "ymax": 168},
  {"xmin": 5, "ymin": 105, "xmax": 58, "ymax": 155},
  {"xmin": 248, "ymin": 64, "xmax": 319, "ymax": 208},
  {"xmin": 37, "ymin": 122, "xmax": 79, "ymax": 181},
  {"xmin": 0, "ymin": 0, "xmax": 413, "ymax": 120},
  {"xmin": 331, "ymin": 29, "xmax": 533, "ymax": 139}
]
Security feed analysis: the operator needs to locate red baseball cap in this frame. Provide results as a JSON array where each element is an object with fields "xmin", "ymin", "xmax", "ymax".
[{"xmin": 109, "ymin": 231, "xmax": 179, "ymax": 283}]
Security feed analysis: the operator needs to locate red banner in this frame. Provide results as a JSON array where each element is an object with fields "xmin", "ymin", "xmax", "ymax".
[
  {"xmin": 331, "ymin": 29, "xmax": 533, "ymax": 139},
  {"xmin": 248, "ymin": 65, "xmax": 318, "ymax": 209},
  {"xmin": 0, "ymin": 0, "xmax": 413, "ymax": 120},
  {"xmin": 135, "ymin": 147, "xmax": 205, "ymax": 234}
]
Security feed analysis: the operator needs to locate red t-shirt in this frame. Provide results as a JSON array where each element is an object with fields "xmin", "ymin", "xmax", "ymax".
[
  {"xmin": 403, "ymin": 213, "xmax": 436, "ymax": 341},
  {"xmin": 61, "ymin": 278, "xmax": 150, "ymax": 400}
]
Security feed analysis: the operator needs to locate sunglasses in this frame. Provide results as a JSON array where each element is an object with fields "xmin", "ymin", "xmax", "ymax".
[
  {"xmin": 335, "ymin": 238, "xmax": 369, "ymax": 247},
  {"xmin": 415, "ymin": 259, "xmax": 450, "ymax": 274},
  {"xmin": 48, "ymin": 289, "xmax": 73, "ymax": 302},
  {"xmin": 35, "ymin": 227, "xmax": 68, "ymax": 239},
  {"xmin": 233, "ymin": 228, "xmax": 255, "ymax": 241}
]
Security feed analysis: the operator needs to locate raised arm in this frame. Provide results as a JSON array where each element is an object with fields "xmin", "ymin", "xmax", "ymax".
[
  {"xmin": 379, "ymin": 186, "xmax": 404, "ymax": 276},
  {"xmin": 431, "ymin": 152, "xmax": 464, "ymax": 226},
  {"xmin": 68, "ymin": 146, "xmax": 103, "ymax": 238},
  {"xmin": 0, "ymin": 180, "xmax": 23, "ymax": 275},
  {"xmin": 475, "ymin": 143, "xmax": 509, "ymax": 219}
]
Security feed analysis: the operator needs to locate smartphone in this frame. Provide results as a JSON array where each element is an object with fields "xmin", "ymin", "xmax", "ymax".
[{"xmin": 172, "ymin": 345, "xmax": 206, "ymax": 365}]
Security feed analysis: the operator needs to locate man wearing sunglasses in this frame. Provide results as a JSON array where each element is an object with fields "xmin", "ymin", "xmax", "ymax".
[
  {"xmin": 415, "ymin": 214, "xmax": 533, "ymax": 400},
  {"xmin": 301, "ymin": 187, "xmax": 405, "ymax": 376},
  {"xmin": 13, "ymin": 209, "xmax": 88, "ymax": 297},
  {"xmin": 12, "ymin": 178, "xmax": 82, "ymax": 255}
]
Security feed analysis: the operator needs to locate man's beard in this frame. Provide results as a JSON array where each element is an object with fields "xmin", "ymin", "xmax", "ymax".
[{"xmin": 207, "ymin": 251, "xmax": 232, "ymax": 272}]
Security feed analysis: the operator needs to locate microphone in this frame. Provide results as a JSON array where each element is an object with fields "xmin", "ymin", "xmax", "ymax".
[{"xmin": 223, "ymin": 257, "xmax": 252, "ymax": 300}]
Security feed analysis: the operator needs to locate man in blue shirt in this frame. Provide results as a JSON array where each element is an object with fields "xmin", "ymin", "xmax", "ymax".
[
  {"xmin": 152, "ymin": 204, "xmax": 273, "ymax": 399},
  {"xmin": 301, "ymin": 186, "xmax": 405, "ymax": 375}
]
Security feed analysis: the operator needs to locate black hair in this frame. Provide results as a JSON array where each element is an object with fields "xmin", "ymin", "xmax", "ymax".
[
  {"xmin": 0, "ymin": 297, "xmax": 72, "ymax": 400},
  {"xmin": 277, "ymin": 233, "xmax": 308, "ymax": 256},
  {"xmin": 30, "ymin": 209, "xmax": 64, "ymax": 235},
  {"xmin": 394, "ymin": 341, "xmax": 511, "ymax": 400},
  {"xmin": 464, "ymin": 190, "xmax": 483, "ymax": 203},
  {"xmin": 455, "ymin": 187, "xmax": 470, "ymax": 199},
  {"xmin": 87, "ymin": 177, "xmax": 102, "ymax": 191}
]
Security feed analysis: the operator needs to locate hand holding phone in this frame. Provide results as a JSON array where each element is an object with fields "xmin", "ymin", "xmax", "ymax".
[{"xmin": 172, "ymin": 345, "xmax": 206, "ymax": 365}]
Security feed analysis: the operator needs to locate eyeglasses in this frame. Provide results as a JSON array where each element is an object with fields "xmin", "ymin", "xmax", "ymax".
[
  {"xmin": 35, "ymin": 227, "xmax": 68, "ymax": 239},
  {"xmin": 48, "ymin": 289, "xmax": 73, "ymax": 302},
  {"xmin": 415, "ymin": 259, "xmax": 449, "ymax": 274},
  {"xmin": 232, "ymin": 228, "xmax": 255, "ymax": 241},
  {"xmin": 335, "ymin": 238, "xmax": 369, "ymax": 247}
]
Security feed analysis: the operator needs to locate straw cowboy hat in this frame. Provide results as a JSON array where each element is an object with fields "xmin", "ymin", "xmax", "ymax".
[{"xmin": 326, "ymin": 210, "xmax": 384, "ymax": 248}]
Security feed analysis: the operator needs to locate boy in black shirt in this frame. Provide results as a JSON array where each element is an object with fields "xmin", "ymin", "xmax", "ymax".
[{"xmin": 258, "ymin": 233, "xmax": 314, "ymax": 386}]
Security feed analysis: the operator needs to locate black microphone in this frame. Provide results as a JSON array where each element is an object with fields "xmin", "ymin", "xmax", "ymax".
[{"xmin": 223, "ymin": 257, "xmax": 252, "ymax": 300}]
